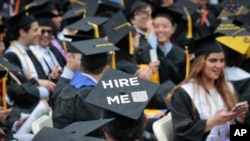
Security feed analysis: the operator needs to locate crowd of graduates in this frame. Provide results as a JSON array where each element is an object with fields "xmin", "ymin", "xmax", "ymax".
[{"xmin": 0, "ymin": 0, "xmax": 250, "ymax": 140}]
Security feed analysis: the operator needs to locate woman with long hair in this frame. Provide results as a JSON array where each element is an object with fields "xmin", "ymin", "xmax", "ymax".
[{"xmin": 166, "ymin": 34, "xmax": 248, "ymax": 141}]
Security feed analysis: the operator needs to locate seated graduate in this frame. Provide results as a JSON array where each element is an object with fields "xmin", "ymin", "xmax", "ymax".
[
  {"xmin": 50, "ymin": 37, "xmax": 83, "ymax": 109},
  {"xmin": 52, "ymin": 38, "xmax": 119, "ymax": 131},
  {"xmin": 215, "ymin": 21, "xmax": 250, "ymax": 124},
  {"xmin": 134, "ymin": 7, "xmax": 186, "ymax": 85},
  {"xmin": 102, "ymin": 10, "xmax": 160, "ymax": 82},
  {"xmin": 167, "ymin": 33, "xmax": 249, "ymax": 141},
  {"xmin": 84, "ymin": 68, "xmax": 160, "ymax": 141}
]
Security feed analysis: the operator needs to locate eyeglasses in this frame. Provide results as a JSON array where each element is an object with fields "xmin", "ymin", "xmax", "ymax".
[{"xmin": 41, "ymin": 29, "xmax": 53, "ymax": 35}]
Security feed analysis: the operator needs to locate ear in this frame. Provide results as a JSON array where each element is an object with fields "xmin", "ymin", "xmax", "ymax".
[
  {"xmin": 169, "ymin": 24, "xmax": 176, "ymax": 36},
  {"xmin": 19, "ymin": 28, "xmax": 26, "ymax": 37}
]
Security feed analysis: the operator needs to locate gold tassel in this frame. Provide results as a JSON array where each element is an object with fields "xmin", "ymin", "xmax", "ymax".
[
  {"xmin": 183, "ymin": 6, "xmax": 193, "ymax": 39},
  {"xmin": 185, "ymin": 46, "xmax": 190, "ymax": 78},
  {"xmin": 0, "ymin": 16, "xmax": 2, "ymax": 26},
  {"xmin": 87, "ymin": 22, "xmax": 99, "ymax": 38},
  {"xmin": 0, "ymin": 64, "xmax": 8, "ymax": 111},
  {"xmin": 62, "ymin": 41, "xmax": 68, "ymax": 52},
  {"xmin": 111, "ymin": 51, "xmax": 116, "ymax": 69},
  {"xmin": 120, "ymin": 0, "xmax": 125, "ymax": 7},
  {"xmin": 129, "ymin": 31, "xmax": 134, "ymax": 55},
  {"xmin": 70, "ymin": 0, "xmax": 86, "ymax": 6},
  {"xmin": 24, "ymin": 2, "xmax": 37, "ymax": 16},
  {"xmin": 0, "ymin": 33, "xmax": 3, "ymax": 42}
]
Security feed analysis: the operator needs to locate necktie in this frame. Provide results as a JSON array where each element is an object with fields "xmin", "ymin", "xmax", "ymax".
[
  {"xmin": 51, "ymin": 39, "xmax": 66, "ymax": 59},
  {"xmin": 200, "ymin": 9, "xmax": 208, "ymax": 26},
  {"xmin": 26, "ymin": 50, "xmax": 47, "ymax": 79}
]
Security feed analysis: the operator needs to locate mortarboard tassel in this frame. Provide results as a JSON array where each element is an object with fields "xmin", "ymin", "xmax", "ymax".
[
  {"xmin": 185, "ymin": 46, "xmax": 190, "ymax": 78},
  {"xmin": 0, "ymin": 64, "xmax": 8, "ymax": 111},
  {"xmin": 120, "ymin": 0, "xmax": 125, "ymax": 7},
  {"xmin": 87, "ymin": 22, "xmax": 99, "ymax": 38},
  {"xmin": 24, "ymin": 2, "xmax": 37, "ymax": 16},
  {"xmin": 183, "ymin": 6, "xmax": 193, "ymax": 39},
  {"xmin": 111, "ymin": 51, "xmax": 116, "ymax": 69},
  {"xmin": 62, "ymin": 41, "xmax": 68, "ymax": 52}
]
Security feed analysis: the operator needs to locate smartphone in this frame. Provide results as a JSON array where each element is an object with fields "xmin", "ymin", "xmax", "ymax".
[{"xmin": 231, "ymin": 101, "xmax": 247, "ymax": 112}]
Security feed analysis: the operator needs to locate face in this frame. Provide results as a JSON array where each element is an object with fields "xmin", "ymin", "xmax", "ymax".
[
  {"xmin": 39, "ymin": 26, "xmax": 53, "ymax": 47},
  {"xmin": 153, "ymin": 17, "xmax": 175, "ymax": 45},
  {"xmin": 201, "ymin": 52, "xmax": 225, "ymax": 82},
  {"xmin": 24, "ymin": 22, "xmax": 41, "ymax": 46},
  {"xmin": 66, "ymin": 53, "xmax": 82, "ymax": 72},
  {"xmin": 131, "ymin": 6, "xmax": 152, "ymax": 31},
  {"xmin": 51, "ymin": 10, "xmax": 62, "ymax": 31}
]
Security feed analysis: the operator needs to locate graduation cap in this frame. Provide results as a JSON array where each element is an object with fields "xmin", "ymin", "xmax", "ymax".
[
  {"xmin": 96, "ymin": 1, "xmax": 124, "ymax": 16},
  {"xmin": 32, "ymin": 127, "xmax": 106, "ymax": 141},
  {"xmin": 70, "ymin": 38, "xmax": 119, "ymax": 69},
  {"xmin": 215, "ymin": 20, "xmax": 250, "ymax": 57},
  {"xmin": 69, "ymin": 0, "xmax": 99, "ymax": 16},
  {"xmin": 85, "ymin": 68, "xmax": 160, "ymax": 120},
  {"xmin": 186, "ymin": 33, "xmax": 224, "ymax": 57},
  {"xmin": 229, "ymin": 12, "xmax": 250, "ymax": 32},
  {"xmin": 66, "ymin": 17, "xmax": 108, "ymax": 38},
  {"xmin": 7, "ymin": 9, "xmax": 36, "ymax": 33},
  {"xmin": 102, "ymin": 10, "xmax": 134, "ymax": 55},
  {"xmin": 20, "ymin": 0, "xmax": 49, "ymax": 13},
  {"xmin": 62, "ymin": 118, "xmax": 114, "ymax": 137},
  {"xmin": 62, "ymin": 6, "xmax": 86, "ymax": 20}
]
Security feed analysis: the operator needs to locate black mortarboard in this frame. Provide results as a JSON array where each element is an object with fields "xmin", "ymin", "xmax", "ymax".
[
  {"xmin": 62, "ymin": 6, "xmax": 86, "ymax": 20},
  {"xmin": 0, "ymin": 58, "xmax": 21, "ymax": 79},
  {"xmin": 7, "ymin": 10, "xmax": 36, "ymax": 33},
  {"xmin": 70, "ymin": 38, "xmax": 119, "ymax": 69},
  {"xmin": 85, "ymin": 68, "xmax": 160, "ymax": 120},
  {"xmin": 69, "ymin": 0, "xmax": 99, "ymax": 16},
  {"xmin": 102, "ymin": 10, "xmax": 134, "ymax": 55},
  {"xmin": 20, "ymin": 0, "xmax": 49, "ymax": 12},
  {"xmin": 186, "ymin": 33, "xmax": 224, "ymax": 57},
  {"xmin": 215, "ymin": 20, "xmax": 250, "ymax": 56},
  {"xmin": 95, "ymin": 1, "xmax": 123, "ymax": 16},
  {"xmin": 66, "ymin": 17, "xmax": 108, "ymax": 38},
  {"xmin": 62, "ymin": 118, "xmax": 114, "ymax": 137},
  {"xmin": 229, "ymin": 12, "xmax": 250, "ymax": 32},
  {"xmin": 32, "ymin": 127, "xmax": 106, "ymax": 141}
]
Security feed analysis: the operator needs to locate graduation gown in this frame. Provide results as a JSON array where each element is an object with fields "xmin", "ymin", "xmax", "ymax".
[
  {"xmin": 49, "ymin": 44, "xmax": 66, "ymax": 68},
  {"xmin": 169, "ymin": 87, "xmax": 209, "ymax": 141},
  {"xmin": 52, "ymin": 72, "xmax": 102, "ymax": 131},
  {"xmin": 50, "ymin": 77, "xmax": 70, "ymax": 109},
  {"xmin": 135, "ymin": 43, "xmax": 186, "ymax": 85}
]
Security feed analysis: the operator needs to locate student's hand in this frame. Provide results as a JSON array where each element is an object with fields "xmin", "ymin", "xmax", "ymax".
[
  {"xmin": 0, "ymin": 107, "xmax": 12, "ymax": 124},
  {"xmin": 149, "ymin": 61, "xmax": 160, "ymax": 72},
  {"xmin": 211, "ymin": 109, "xmax": 236, "ymax": 125},
  {"xmin": 235, "ymin": 101, "xmax": 249, "ymax": 123},
  {"xmin": 51, "ymin": 65, "xmax": 62, "ymax": 80},
  {"xmin": 135, "ymin": 67, "xmax": 153, "ymax": 81},
  {"xmin": 37, "ymin": 79, "xmax": 56, "ymax": 92}
]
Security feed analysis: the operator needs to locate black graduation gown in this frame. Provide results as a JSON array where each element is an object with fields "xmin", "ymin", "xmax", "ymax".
[
  {"xmin": 7, "ymin": 74, "xmax": 40, "ymax": 112},
  {"xmin": 135, "ymin": 43, "xmax": 186, "ymax": 85},
  {"xmin": 52, "ymin": 84, "xmax": 102, "ymax": 128},
  {"xmin": 169, "ymin": 87, "xmax": 209, "ymax": 141},
  {"xmin": 50, "ymin": 77, "xmax": 70, "ymax": 109},
  {"xmin": 4, "ymin": 52, "xmax": 47, "ymax": 79}
]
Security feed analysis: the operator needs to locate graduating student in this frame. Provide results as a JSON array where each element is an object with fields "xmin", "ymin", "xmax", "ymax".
[
  {"xmin": 167, "ymin": 33, "xmax": 248, "ymax": 141},
  {"xmin": 52, "ymin": 38, "xmax": 119, "ymax": 131},
  {"xmin": 85, "ymin": 68, "xmax": 160, "ymax": 141},
  {"xmin": 134, "ymin": 7, "xmax": 186, "ymax": 85}
]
